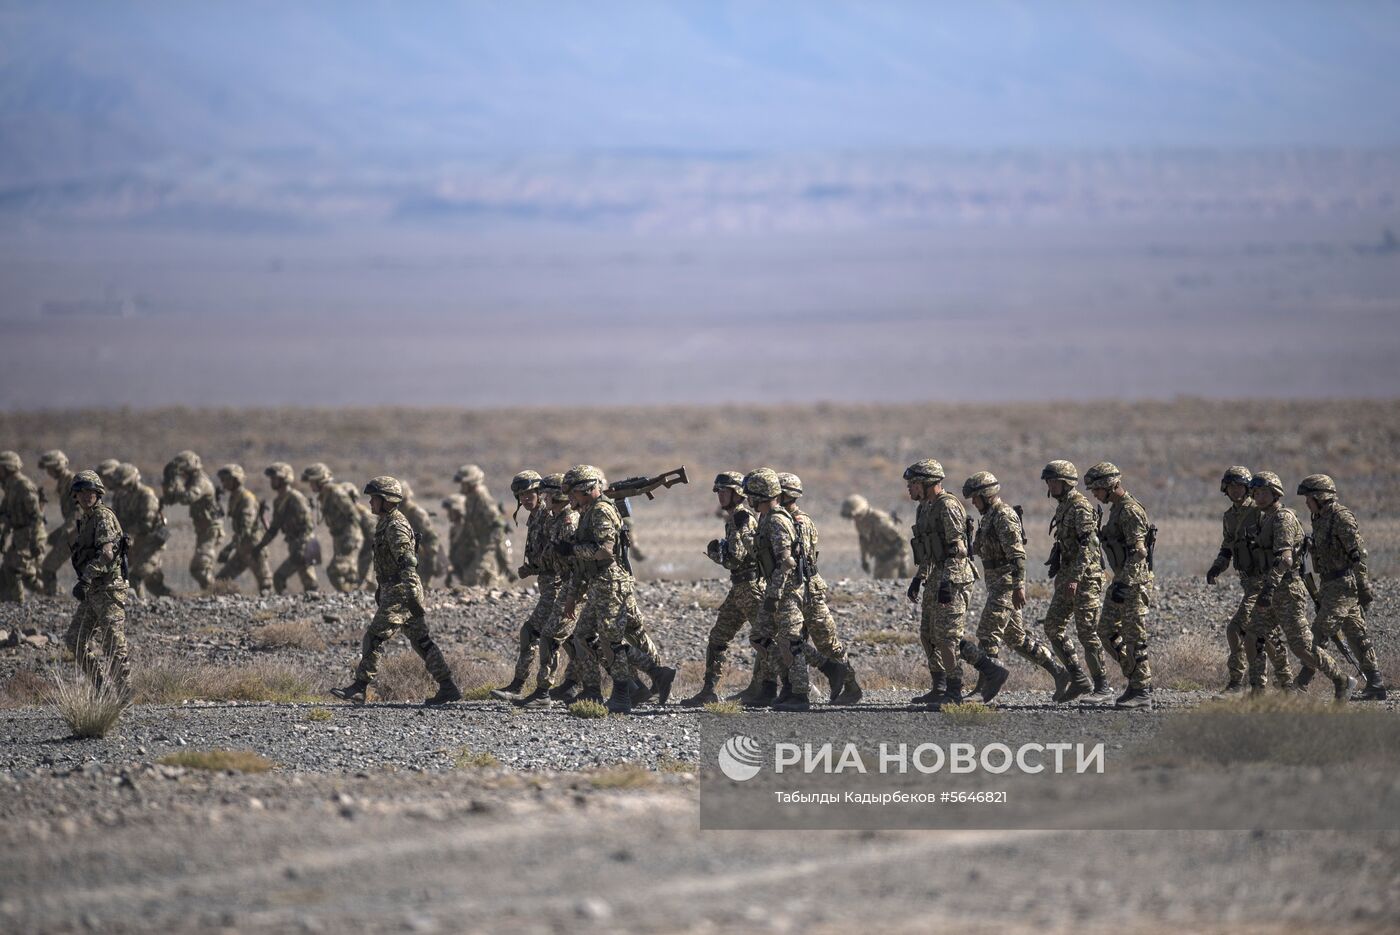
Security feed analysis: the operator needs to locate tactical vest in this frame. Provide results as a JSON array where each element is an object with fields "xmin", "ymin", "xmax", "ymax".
[
  {"xmin": 754, "ymin": 511, "xmax": 793, "ymax": 581},
  {"xmin": 1227, "ymin": 505, "xmax": 1269, "ymax": 579}
]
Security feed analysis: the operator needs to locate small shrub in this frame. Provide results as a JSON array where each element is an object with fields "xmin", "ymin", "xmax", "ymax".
[
  {"xmin": 656, "ymin": 755, "xmax": 696, "ymax": 773},
  {"xmin": 206, "ymin": 579, "xmax": 241, "ymax": 596},
  {"xmin": 453, "ymin": 747, "xmax": 500, "ymax": 769},
  {"xmin": 251, "ymin": 619, "xmax": 326, "ymax": 652},
  {"xmin": 588, "ymin": 764, "xmax": 654, "ymax": 789},
  {"xmin": 568, "ymin": 699, "xmax": 609, "ymax": 719},
  {"xmin": 1, "ymin": 668, "xmax": 51, "ymax": 707},
  {"xmin": 159, "ymin": 749, "xmax": 275, "ymax": 773},
  {"xmin": 938, "ymin": 701, "xmax": 1000, "ymax": 726},
  {"xmin": 135, "ymin": 659, "xmax": 320, "ymax": 704},
  {"xmin": 460, "ymin": 685, "xmax": 494, "ymax": 701},
  {"xmin": 305, "ymin": 707, "xmax": 333, "ymax": 722},
  {"xmin": 47, "ymin": 663, "xmax": 130, "ymax": 738},
  {"xmin": 702, "ymin": 701, "xmax": 743, "ymax": 716},
  {"xmin": 854, "ymin": 629, "xmax": 918, "ymax": 646}
]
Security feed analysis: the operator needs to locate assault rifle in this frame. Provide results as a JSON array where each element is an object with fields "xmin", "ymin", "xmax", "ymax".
[
  {"xmin": 604, "ymin": 466, "xmax": 688, "ymax": 576},
  {"xmin": 1145, "ymin": 524, "xmax": 1158, "ymax": 572}
]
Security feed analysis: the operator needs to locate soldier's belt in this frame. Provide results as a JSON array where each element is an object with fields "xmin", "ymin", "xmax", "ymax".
[
  {"xmin": 730, "ymin": 568, "xmax": 762, "ymax": 584},
  {"xmin": 981, "ymin": 557, "xmax": 1015, "ymax": 571},
  {"xmin": 1321, "ymin": 568, "xmax": 1354, "ymax": 583}
]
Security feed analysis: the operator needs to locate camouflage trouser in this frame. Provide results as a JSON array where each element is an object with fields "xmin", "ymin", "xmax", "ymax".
[
  {"xmin": 703, "ymin": 578, "xmax": 765, "ymax": 685},
  {"xmin": 1043, "ymin": 573, "xmax": 1101, "ymax": 672},
  {"xmin": 920, "ymin": 578, "xmax": 971, "ymax": 680},
  {"xmin": 870, "ymin": 552, "xmax": 910, "ymax": 580},
  {"xmin": 273, "ymin": 537, "xmax": 319, "ymax": 594},
  {"xmin": 752, "ymin": 587, "xmax": 809, "ymax": 696},
  {"xmin": 327, "ymin": 529, "xmax": 364, "ymax": 593},
  {"xmin": 1097, "ymin": 579, "xmax": 1153, "ymax": 691},
  {"xmin": 512, "ymin": 574, "xmax": 560, "ymax": 684},
  {"xmin": 801, "ymin": 575, "xmax": 849, "ymax": 664},
  {"xmin": 0, "ymin": 540, "xmax": 44, "ymax": 604},
  {"xmin": 354, "ymin": 585, "xmax": 452, "ymax": 685},
  {"xmin": 534, "ymin": 583, "xmax": 580, "ymax": 689},
  {"xmin": 127, "ymin": 536, "xmax": 169, "ymax": 597},
  {"xmin": 64, "ymin": 584, "xmax": 130, "ymax": 689},
  {"xmin": 216, "ymin": 540, "xmax": 273, "ymax": 593},
  {"xmin": 573, "ymin": 575, "xmax": 637, "ymax": 690},
  {"xmin": 1247, "ymin": 579, "xmax": 1341, "ymax": 689},
  {"xmin": 1225, "ymin": 577, "xmax": 1293, "ymax": 687},
  {"xmin": 189, "ymin": 526, "xmax": 223, "ymax": 590},
  {"xmin": 977, "ymin": 571, "xmax": 1057, "ymax": 671},
  {"xmin": 41, "ymin": 529, "xmax": 73, "ymax": 595},
  {"xmin": 1313, "ymin": 575, "xmax": 1378, "ymax": 677}
]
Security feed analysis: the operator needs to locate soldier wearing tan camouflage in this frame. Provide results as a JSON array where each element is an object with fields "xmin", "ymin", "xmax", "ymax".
[
  {"xmin": 963, "ymin": 472, "xmax": 1070, "ymax": 701},
  {"xmin": 214, "ymin": 464, "xmax": 272, "ymax": 594},
  {"xmin": 355, "ymin": 498, "xmax": 377, "ymax": 586},
  {"xmin": 492, "ymin": 471, "xmax": 553, "ymax": 699},
  {"xmin": 1038, "ymin": 460, "xmax": 1097, "ymax": 703},
  {"xmin": 741, "ymin": 468, "xmax": 812, "ymax": 710},
  {"xmin": 1298, "ymin": 474, "xmax": 1386, "ymax": 700},
  {"xmin": 1206, "ymin": 465, "xmax": 1293, "ymax": 694},
  {"xmin": 161, "ymin": 450, "xmax": 224, "ymax": 591},
  {"xmin": 1246, "ymin": 471, "xmax": 1354, "ymax": 701},
  {"xmin": 440, "ymin": 494, "xmax": 469, "ymax": 584},
  {"xmin": 38, "ymin": 450, "xmax": 78, "ymax": 596},
  {"xmin": 517, "ymin": 473, "xmax": 583, "ymax": 706},
  {"xmin": 64, "ymin": 471, "xmax": 130, "ymax": 691},
  {"xmin": 453, "ymin": 465, "xmax": 514, "ymax": 587},
  {"xmin": 257, "ymin": 462, "xmax": 319, "ymax": 594},
  {"xmin": 112, "ymin": 463, "xmax": 171, "ymax": 599},
  {"xmin": 1084, "ymin": 462, "xmax": 1154, "ymax": 709},
  {"xmin": 779, "ymin": 473, "xmax": 863, "ymax": 705},
  {"xmin": 0, "ymin": 451, "xmax": 48, "ymax": 603},
  {"xmin": 842, "ymin": 494, "xmax": 910, "ymax": 579},
  {"xmin": 301, "ymin": 463, "xmax": 364, "ymax": 593},
  {"xmin": 397, "ymin": 481, "xmax": 443, "ymax": 586},
  {"xmin": 331, "ymin": 476, "xmax": 460, "ymax": 706}
]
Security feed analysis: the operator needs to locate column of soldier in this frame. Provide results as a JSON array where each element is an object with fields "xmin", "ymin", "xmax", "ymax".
[{"xmin": 0, "ymin": 448, "xmax": 1386, "ymax": 715}]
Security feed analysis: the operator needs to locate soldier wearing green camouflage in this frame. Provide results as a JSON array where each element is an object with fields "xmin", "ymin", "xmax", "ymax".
[
  {"xmin": 1298, "ymin": 474, "xmax": 1386, "ymax": 700},
  {"xmin": 1085, "ymin": 462, "xmax": 1154, "ymax": 709},
  {"xmin": 492, "ymin": 471, "xmax": 552, "ymax": 699},
  {"xmin": 842, "ymin": 494, "xmax": 911, "ymax": 579},
  {"xmin": 517, "ymin": 473, "xmax": 584, "ymax": 706},
  {"xmin": 331, "ymin": 476, "xmax": 459, "ymax": 706},
  {"xmin": 257, "ymin": 463, "xmax": 319, "ymax": 594},
  {"xmin": 161, "ymin": 450, "xmax": 224, "ymax": 591},
  {"xmin": 214, "ymin": 464, "xmax": 272, "ymax": 594},
  {"xmin": 963, "ymin": 472, "xmax": 1071, "ymax": 701},
  {"xmin": 745, "ymin": 468, "xmax": 811, "ymax": 711},
  {"xmin": 112, "ymin": 463, "xmax": 171, "ymax": 599},
  {"xmin": 301, "ymin": 463, "xmax": 364, "ymax": 593},
  {"xmin": 38, "ymin": 450, "xmax": 78, "ymax": 596},
  {"xmin": 0, "ymin": 451, "xmax": 48, "ymax": 603},
  {"xmin": 454, "ymin": 465, "xmax": 515, "ymax": 587},
  {"xmin": 63, "ymin": 470, "xmax": 130, "ymax": 691},
  {"xmin": 1246, "ymin": 472, "xmax": 1354, "ymax": 701},
  {"xmin": 1039, "ymin": 460, "xmax": 1098, "ymax": 702},
  {"xmin": 1206, "ymin": 466, "xmax": 1293, "ymax": 694},
  {"xmin": 397, "ymin": 481, "xmax": 443, "ymax": 586},
  {"xmin": 779, "ymin": 473, "xmax": 863, "ymax": 705}
]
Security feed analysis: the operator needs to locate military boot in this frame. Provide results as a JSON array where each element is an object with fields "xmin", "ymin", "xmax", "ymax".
[
  {"xmin": 1048, "ymin": 664, "xmax": 1071, "ymax": 703},
  {"xmin": 548, "ymin": 678, "xmax": 579, "ymax": 702},
  {"xmin": 630, "ymin": 677, "xmax": 655, "ymax": 705},
  {"xmin": 648, "ymin": 666, "xmax": 677, "ymax": 705},
  {"xmin": 911, "ymin": 673, "xmax": 947, "ymax": 705},
  {"xmin": 330, "ymin": 679, "xmax": 369, "ymax": 704},
  {"xmin": 929, "ymin": 679, "xmax": 965, "ymax": 712},
  {"xmin": 773, "ymin": 677, "xmax": 794, "ymax": 708},
  {"xmin": 773, "ymin": 692, "xmax": 811, "ymax": 712},
  {"xmin": 605, "ymin": 680, "xmax": 633, "ymax": 714},
  {"xmin": 742, "ymin": 681, "xmax": 779, "ymax": 708},
  {"xmin": 1058, "ymin": 664, "xmax": 1092, "ymax": 703},
  {"xmin": 1333, "ymin": 674, "xmax": 1358, "ymax": 703},
  {"xmin": 1355, "ymin": 671, "xmax": 1388, "ymax": 701},
  {"xmin": 832, "ymin": 667, "xmax": 864, "ymax": 706},
  {"xmin": 1215, "ymin": 678, "xmax": 1245, "ymax": 698},
  {"xmin": 973, "ymin": 655, "xmax": 1010, "ymax": 703},
  {"xmin": 575, "ymin": 686, "xmax": 605, "ymax": 706},
  {"xmin": 1083, "ymin": 674, "xmax": 1116, "ymax": 705},
  {"xmin": 515, "ymin": 684, "xmax": 553, "ymax": 707},
  {"xmin": 1114, "ymin": 687, "xmax": 1153, "ymax": 710},
  {"xmin": 1295, "ymin": 666, "xmax": 1315, "ymax": 691},
  {"xmin": 679, "ymin": 679, "xmax": 720, "ymax": 708},
  {"xmin": 489, "ymin": 677, "xmax": 526, "ymax": 702},
  {"xmin": 727, "ymin": 661, "xmax": 765, "ymax": 702},
  {"xmin": 40, "ymin": 571, "xmax": 58, "ymax": 598},
  {"xmin": 817, "ymin": 659, "xmax": 849, "ymax": 702},
  {"xmin": 145, "ymin": 572, "xmax": 173, "ymax": 598},
  {"xmin": 424, "ymin": 679, "xmax": 462, "ymax": 706}
]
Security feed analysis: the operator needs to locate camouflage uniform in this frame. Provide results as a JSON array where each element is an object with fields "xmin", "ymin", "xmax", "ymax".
[
  {"xmin": 398, "ymin": 483, "xmax": 443, "ymax": 586},
  {"xmin": 506, "ymin": 473, "xmax": 554, "ymax": 688},
  {"xmin": 258, "ymin": 464, "xmax": 318, "ymax": 594},
  {"xmin": 1089, "ymin": 464, "xmax": 1154, "ymax": 696},
  {"xmin": 843, "ymin": 494, "xmax": 910, "ymax": 579},
  {"xmin": 697, "ymin": 473, "xmax": 764, "ymax": 691},
  {"xmin": 355, "ymin": 501, "xmax": 377, "ymax": 585},
  {"xmin": 38, "ymin": 450, "xmax": 78, "ymax": 596},
  {"xmin": 750, "ymin": 472, "xmax": 811, "ymax": 702},
  {"xmin": 113, "ymin": 464, "xmax": 171, "ymax": 599},
  {"xmin": 455, "ymin": 465, "xmax": 514, "ymax": 587},
  {"xmin": 1040, "ymin": 461, "xmax": 1100, "ymax": 691},
  {"xmin": 214, "ymin": 465, "xmax": 272, "ymax": 593},
  {"xmin": 441, "ymin": 495, "xmax": 469, "ymax": 584},
  {"xmin": 303, "ymin": 465, "xmax": 364, "ymax": 593},
  {"xmin": 63, "ymin": 472, "xmax": 130, "ymax": 690},
  {"xmin": 161, "ymin": 452, "xmax": 224, "ymax": 590},
  {"xmin": 971, "ymin": 498, "xmax": 1059, "ymax": 675},
  {"xmin": 0, "ymin": 452, "xmax": 48, "ymax": 603},
  {"xmin": 911, "ymin": 491, "xmax": 975, "ymax": 684},
  {"xmin": 1210, "ymin": 479, "xmax": 1293, "ymax": 690},
  {"xmin": 530, "ymin": 483, "xmax": 580, "ymax": 694},
  {"xmin": 1302, "ymin": 475, "xmax": 1385, "ymax": 698}
]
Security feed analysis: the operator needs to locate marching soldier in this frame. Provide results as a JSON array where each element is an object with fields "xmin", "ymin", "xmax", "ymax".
[
  {"xmin": 963, "ymin": 472, "xmax": 1070, "ymax": 701},
  {"xmin": 453, "ymin": 465, "xmax": 514, "ymax": 587},
  {"xmin": 517, "ymin": 473, "xmax": 583, "ymax": 705},
  {"xmin": 743, "ymin": 468, "xmax": 812, "ymax": 711},
  {"xmin": 0, "ymin": 451, "xmax": 47, "ymax": 603},
  {"xmin": 37, "ymin": 450, "xmax": 78, "ymax": 596},
  {"xmin": 355, "ymin": 496, "xmax": 377, "ymax": 586},
  {"xmin": 257, "ymin": 462, "xmax": 319, "ymax": 594},
  {"xmin": 112, "ymin": 463, "xmax": 171, "ymax": 599},
  {"xmin": 1297, "ymin": 474, "xmax": 1386, "ymax": 700},
  {"xmin": 1205, "ymin": 466, "xmax": 1293, "ymax": 693},
  {"xmin": 1084, "ymin": 462, "xmax": 1154, "ymax": 710},
  {"xmin": 841, "ymin": 494, "xmax": 910, "ymax": 579},
  {"xmin": 1039, "ymin": 460, "xmax": 1098, "ymax": 703},
  {"xmin": 331, "ymin": 476, "xmax": 460, "ymax": 706},
  {"xmin": 301, "ymin": 463, "xmax": 364, "ymax": 592},
  {"xmin": 492, "ymin": 471, "xmax": 552, "ymax": 699},
  {"xmin": 441, "ymin": 494, "xmax": 470, "ymax": 585},
  {"xmin": 63, "ymin": 470, "xmax": 131, "ymax": 691},
  {"xmin": 1245, "ymin": 472, "xmax": 1355, "ymax": 701},
  {"xmin": 397, "ymin": 481, "xmax": 443, "ymax": 586},
  {"xmin": 161, "ymin": 450, "xmax": 224, "ymax": 591},
  {"xmin": 214, "ymin": 464, "xmax": 272, "ymax": 594}
]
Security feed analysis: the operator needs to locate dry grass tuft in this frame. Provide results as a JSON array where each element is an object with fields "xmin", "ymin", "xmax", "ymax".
[
  {"xmin": 854, "ymin": 628, "xmax": 918, "ymax": 645},
  {"xmin": 206, "ymin": 579, "xmax": 241, "ymax": 596},
  {"xmin": 938, "ymin": 701, "xmax": 1000, "ymax": 726},
  {"xmin": 453, "ymin": 747, "xmax": 501, "ymax": 769},
  {"xmin": 587, "ymin": 764, "xmax": 654, "ymax": 789},
  {"xmin": 158, "ymin": 749, "xmax": 275, "ymax": 773},
  {"xmin": 702, "ymin": 700, "xmax": 743, "ymax": 716},
  {"xmin": 656, "ymin": 755, "xmax": 697, "ymax": 773},
  {"xmin": 370, "ymin": 651, "xmax": 504, "ymax": 703},
  {"xmin": 568, "ymin": 699, "xmax": 609, "ymax": 719},
  {"xmin": 250, "ymin": 618, "xmax": 326, "ymax": 652},
  {"xmin": 1, "ymin": 668, "xmax": 52, "ymax": 707},
  {"xmin": 136, "ymin": 659, "xmax": 321, "ymax": 703},
  {"xmin": 46, "ymin": 663, "xmax": 130, "ymax": 738},
  {"xmin": 304, "ymin": 706, "xmax": 333, "ymax": 722}
]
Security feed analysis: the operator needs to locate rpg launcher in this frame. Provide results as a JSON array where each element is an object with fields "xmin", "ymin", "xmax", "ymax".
[{"xmin": 602, "ymin": 467, "xmax": 688, "ymax": 574}]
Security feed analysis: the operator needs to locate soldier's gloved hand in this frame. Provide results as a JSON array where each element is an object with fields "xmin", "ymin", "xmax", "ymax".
[
  {"xmin": 762, "ymin": 595, "xmax": 779, "ymax": 614},
  {"xmin": 71, "ymin": 581, "xmax": 86, "ymax": 601},
  {"xmin": 554, "ymin": 541, "xmax": 575, "ymax": 557},
  {"xmin": 1256, "ymin": 588, "xmax": 1273, "ymax": 609},
  {"xmin": 1110, "ymin": 581, "xmax": 1129, "ymax": 604},
  {"xmin": 936, "ymin": 579, "xmax": 953, "ymax": 605},
  {"xmin": 706, "ymin": 539, "xmax": 722, "ymax": 563},
  {"xmin": 906, "ymin": 576, "xmax": 923, "ymax": 602},
  {"xmin": 517, "ymin": 564, "xmax": 532, "ymax": 579}
]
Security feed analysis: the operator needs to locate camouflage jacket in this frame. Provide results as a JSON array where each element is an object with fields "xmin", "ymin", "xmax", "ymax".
[
  {"xmin": 267, "ymin": 487, "xmax": 315, "ymax": 543},
  {"xmin": 564, "ymin": 497, "xmax": 628, "ymax": 604},
  {"xmin": 373, "ymin": 508, "xmax": 421, "ymax": 595},
  {"xmin": 1221, "ymin": 500, "xmax": 1267, "ymax": 580},
  {"xmin": 974, "ymin": 500, "xmax": 1026, "ymax": 585},
  {"xmin": 715, "ymin": 503, "xmax": 759, "ymax": 582},
  {"xmin": 164, "ymin": 471, "xmax": 222, "ymax": 536},
  {"xmin": 1309, "ymin": 501, "xmax": 1368, "ymax": 583},
  {"xmin": 521, "ymin": 504, "xmax": 551, "ymax": 576},
  {"xmin": 1257, "ymin": 505, "xmax": 1305, "ymax": 592},
  {"xmin": 912, "ymin": 492, "xmax": 974, "ymax": 585},
  {"xmin": 400, "ymin": 498, "xmax": 441, "ymax": 551},
  {"xmin": 447, "ymin": 518, "xmax": 472, "ymax": 573},
  {"xmin": 226, "ymin": 486, "xmax": 262, "ymax": 544},
  {"xmin": 72, "ymin": 503, "xmax": 125, "ymax": 590},
  {"xmin": 543, "ymin": 506, "xmax": 578, "ymax": 579},
  {"xmin": 462, "ymin": 484, "xmax": 507, "ymax": 550},
  {"xmin": 51, "ymin": 468, "xmax": 79, "ymax": 535},
  {"xmin": 853, "ymin": 506, "xmax": 905, "ymax": 563},
  {"xmin": 0, "ymin": 471, "xmax": 47, "ymax": 555},
  {"xmin": 755, "ymin": 507, "xmax": 800, "ymax": 601},
  {"xmin": 317, "ymin": 481, "xmax": 363, "ymax": 540},
  {"xmin": 117, "ymin": 482, "xmax": 164, "ymax": 540},
  {"xmin": 1050, "ymin": 489, "xmax": 1102, "ymax": 583},
  {"xmin": 786, "ymin": 505, "xmax": 822, "ymax": 582},
  {"xmin": 1099, "ymin": 492, "xmax": 1152, "ymax": 586}
]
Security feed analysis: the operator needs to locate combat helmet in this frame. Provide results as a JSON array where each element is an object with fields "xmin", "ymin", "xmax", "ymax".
[
  {"xmin": 170, "ymin": 450, "xmax": 202, "ymax": 472},
  {"xmin": 1040, "ymin": 460, "xmax": 1079, "ymax": 485},
  {"xmin": 841, "ymin": 494, "xmax": 868, "ymax": 518},
  {"xmin": 743, "ymin": 468, "xmax": 782, "ymax": 500},
  {"xmin": 38, "ymin": 450, "xmax": 69, "ymax": 471},
  {"xmin": 363, "ymin": 475, "xmax": 404, "ymax": 503},
  {"xmin": 510, "ymin": 470, "xmax": 543, "ymax": 497},
  {"xmin": 70, "ymin": 470, "xmax": 105, "ymax": 497},
  {"xmin": 217, "ymin": 464, "xmax": 246, "ymax": 484},
  {"xmin": 903, "ymin": 459, "xmax": 945, "ymax": 484},
  {"xmin": 563, "ymin": 464, "xmax": 606, "ymax": 493},
  {"xmin": 962, "ymin": 471, "xmax": 1000, "ymax": 500},
  {"xmin": 1297, "ymin": 474, "xmax": 1337, "ymax": 502},
  {"xmin": 399, "ymin": 480, "xmax": 416, "ymax": 500},
  {"xmin": 264, "ymin": 462, "xmax": 295, "ymax": 484},
  {"xmin": 712, "ymin": 471, "xmax": 745, "ymax": 492},
  {"xmin": 301, "ymin": 462, "xmax": 333, "ymax": 485},
  {"xmin": 114, "ymin": 463, "xmax": 140, "ymax": 486},
  {"xmin": 0, "ymin": 451, "xmax": 21, "ymax": 473},
  {"xmin": 97, "ymin": 459, "xmax": 121, "ymax": 485},
  {"xmin": 1248, "ymin": 471, "xmax": 1285, "ymax": 499},
  {"xmin": 1220, "ymin": 465, "xmax": 1252, "ymax": 493},
  {"xmin": 542, "ymin": 472, "xmax": 568, "ymax": 501},
  {"xmin": 777, "ymin": 472, "xmax": 803, "ymax": 500},
  {"xmin": 1084, "ymin": 462, "xmax": 1122, "ymax": 491},
  {"xmin": 454, "ymin": 464, "xmax": 485, "ymax": 485}
]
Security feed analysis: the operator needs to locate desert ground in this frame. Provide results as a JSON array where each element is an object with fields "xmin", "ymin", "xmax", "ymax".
[{"xmin": 3, "ymin": 401, "xmax": 1399, "ymax": 933}]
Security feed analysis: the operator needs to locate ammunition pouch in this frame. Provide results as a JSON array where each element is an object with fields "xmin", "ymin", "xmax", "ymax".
[
  {"xmin": 910, "ymin": 530, "xmax": 941, "ymax": 565},
  {"xmin": 982, "ymin": 556, "xmax": 1014, "ymax": 572},
  {"xmin": 756, "ymin": 543, "xmax": 776, "ymax": 579}
]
